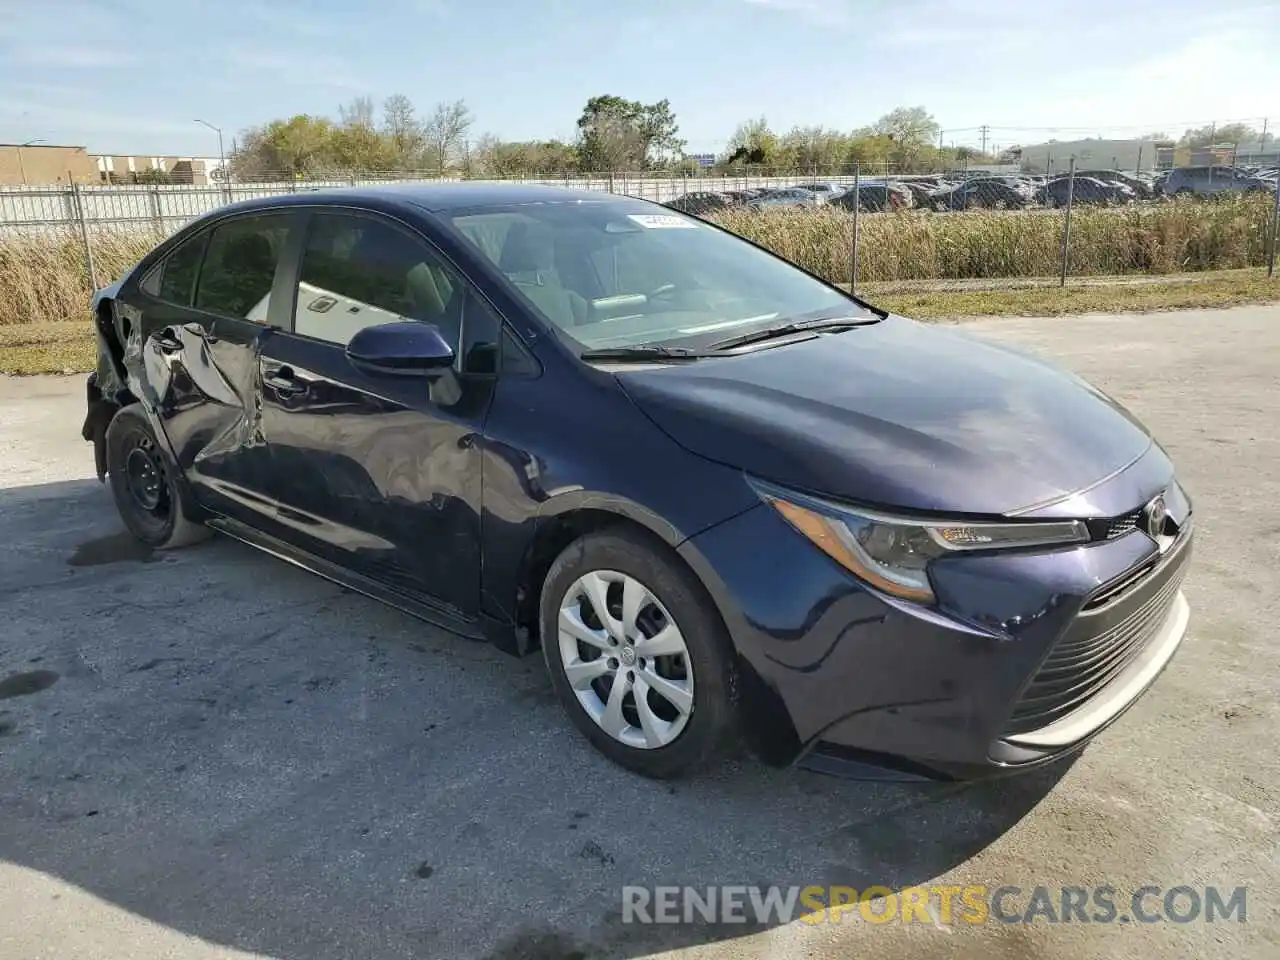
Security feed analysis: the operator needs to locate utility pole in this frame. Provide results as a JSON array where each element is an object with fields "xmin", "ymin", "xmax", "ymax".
[
  {"xmin": 1260, "ymin": 118, "xmax": 1269, "ymax": 161},
  {"xmin": 16, "ymin": 137, "xmax": 45, "ymax": 186},
  {"xmin": 195, "ymin": 119, "xmax": 228, "ymax": 197},
  {"xmin": 979, "ymin": 125, "xmax": 990, "ymax": 156}
]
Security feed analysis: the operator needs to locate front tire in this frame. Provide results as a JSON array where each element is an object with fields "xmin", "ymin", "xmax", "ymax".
[
  {"xmin": 540, "ymin": 528, "xmax": 737, "ymax": 779},
  {"xmin": 106, "ymin": 404, "xmax": 210, "ymax": 550}
]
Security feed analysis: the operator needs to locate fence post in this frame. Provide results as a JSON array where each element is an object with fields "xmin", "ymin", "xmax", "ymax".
[
  {"xmin": 148, "ymin": 184, "xmax": 163, "ymax": 234},
  {"xmin": 1269, "ymin": 179, "xmax": 1280, "ymax": 279},
  {"xmin": 69, "ymin": 174, "xmax": 99, "ymax": 290},
  {"xmin": 1059, "ymin": 157, "xmax": 1076, "ymax": 288},
  {"xmin": 850, "ymin": 163, "xmax": 861, "ymax": 295}
]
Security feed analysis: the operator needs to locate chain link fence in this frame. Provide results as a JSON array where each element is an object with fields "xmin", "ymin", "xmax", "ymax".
[{"xmin": 1, "ymin": 164, "xmax": 1277, "ymax": 318}]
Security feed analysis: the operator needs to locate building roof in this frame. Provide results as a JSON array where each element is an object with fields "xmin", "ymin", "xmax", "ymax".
[{"xmin": 0, "ymin": 143, "xmax": 89, "ymax": 150}]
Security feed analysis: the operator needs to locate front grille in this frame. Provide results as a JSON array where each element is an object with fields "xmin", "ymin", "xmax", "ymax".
[
  {"xmin": 1102, "ymin": 509, "xmax": 1142, "ymax": 540},
  {"xmin": 1004, "ymin": 536, "xmax": 1190, "ymax": 736}
]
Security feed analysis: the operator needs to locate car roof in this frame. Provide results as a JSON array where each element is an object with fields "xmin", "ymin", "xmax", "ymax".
[{"xmin": 209, "ymin": 181, "xmax": 647, "ymax": 218}]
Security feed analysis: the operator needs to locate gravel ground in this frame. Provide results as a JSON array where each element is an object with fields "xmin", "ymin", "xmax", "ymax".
[{"xmin": 0, "ymin": 305, "xmax": 1277, "ymax": 960}]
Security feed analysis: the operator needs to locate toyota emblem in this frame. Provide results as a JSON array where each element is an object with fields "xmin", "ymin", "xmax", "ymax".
[{"xmin": 1144, "ymin": 494, "xmax": 1168, "ymax": 539}]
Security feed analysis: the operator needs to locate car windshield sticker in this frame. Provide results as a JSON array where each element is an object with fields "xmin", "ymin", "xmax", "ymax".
[{"xmin": 627, "ymin": 214, "xmax": 699, "ymax": 229}]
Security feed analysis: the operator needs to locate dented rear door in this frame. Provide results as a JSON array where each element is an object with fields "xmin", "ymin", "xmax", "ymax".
[{"xmin": 120, "ymin": 210, "xmax": 302, "ymax": 525}]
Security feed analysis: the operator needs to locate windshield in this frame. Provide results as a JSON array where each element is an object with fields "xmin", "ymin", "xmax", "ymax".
[{"xmin": 446, "ymin": 201, "xmax": 865, "ymax": 352}]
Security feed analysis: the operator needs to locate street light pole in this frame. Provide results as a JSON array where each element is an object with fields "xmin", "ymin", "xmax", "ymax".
[
  {"xmin": 17, "ymin": 138, "xmax": 46, "ymax": 186},
  {"xmin": 194, "ymin": 120, "xmax": 228, "ymax": 198}
]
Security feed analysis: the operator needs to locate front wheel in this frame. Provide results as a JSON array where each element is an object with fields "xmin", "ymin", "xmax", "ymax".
[
  {"xmin": 106, "ymin": 404, "xmax": 211, "ymax": 550},
  {"xmin": 540, "ymin": 529, "xmax": 737, "ymax": 779}
]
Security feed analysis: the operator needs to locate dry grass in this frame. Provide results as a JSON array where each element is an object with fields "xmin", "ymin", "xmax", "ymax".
[
  {"xmin": 1, "ymin": 201, "xmax": 1277, "ymax": 374},
  {"xmin": 0, "ymin": 230, "xmax": 157, "ymax": 327},
  {"xmin": 710, "ymin": 195, "xmax": 1277, "ymax": 285},
  {"xmin": 5, "ymin": 271, "xmax": 1277, "ymax": 375}
]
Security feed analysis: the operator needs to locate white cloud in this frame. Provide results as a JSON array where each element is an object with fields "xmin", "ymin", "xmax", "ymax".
[
  {"xmin": 222, "ymin": 49, "xmax": 367, "ymax": 92},
  {"xmin": 7, "ymin": 44, "xmax": 134, "ymax": 68},
  {"xmin": 740, "ymin": 0, "xmax": 854, "ymax": 28}
]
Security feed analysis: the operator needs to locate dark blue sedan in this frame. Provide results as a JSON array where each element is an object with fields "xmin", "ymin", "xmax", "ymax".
[{"xmin": 82, "ymin": 183, "xmax": 1193, "ymax": 780}]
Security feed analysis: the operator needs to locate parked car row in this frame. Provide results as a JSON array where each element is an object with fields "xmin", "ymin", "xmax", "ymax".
[{"xmin": 663, "ymin": 165, "xmax": 1276, "ymax": 216}]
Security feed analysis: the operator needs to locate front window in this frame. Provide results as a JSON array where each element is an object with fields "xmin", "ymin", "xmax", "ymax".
[{"xmin": 447, "ymin": 202, "xmax": 862, "ymax": 352}]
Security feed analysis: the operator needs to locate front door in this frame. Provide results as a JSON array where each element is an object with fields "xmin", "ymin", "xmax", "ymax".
[
  {"xmin": 254, "ymin": 209, "xmax": 500, "ymax": 618},
  {"xmin": 119, "ymin": 210, "xmax": 299, "ymax": 526}
]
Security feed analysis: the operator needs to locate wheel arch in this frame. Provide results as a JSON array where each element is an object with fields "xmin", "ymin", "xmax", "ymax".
[{"xmin": 509, "ymin": 498, "xmax": 726, "ymax": 659}]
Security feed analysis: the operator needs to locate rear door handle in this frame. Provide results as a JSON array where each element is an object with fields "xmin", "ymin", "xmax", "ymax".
[{"xmin": 152, "ymin": 329, "xmax": 183, "ymax": 352}]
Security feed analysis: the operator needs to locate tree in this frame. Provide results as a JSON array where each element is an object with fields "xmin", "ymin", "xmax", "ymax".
[
  {"xmin": 473, "ymin": 135, "xmax": 579, "ymax": 177},
  {"xmin": 332, "ymin": 95, "xmax": 390, "ymax": 174},
  {"xmin": 338, "ymin": 96, "xmax": 376, "ymax": 131},
  {"xmin": 576, "ymin": 95, "xmax": 684, "ymax": 170},
  {"xmin": 870, "ymin": 106, "xmax": 940, "ymax": 169},
  {"xmin": 1179, "ymin": 122, "xmax": 1259, "ymax": 147},
  {"xmin": 382, "ymin": 94, "xmax": 425, "ymax": 168},
  {"xmin": 722, "ymin": 117, "xmax": 780, "ymax": 169},
  {"xmin": 232, "ymin": 114, "xmax": 336, "ymax": 180},
  {"xmin": 133, "ymin": 167, "xmax": 172, "ymax": 184},
  {"xmin": 423, "ymin": 99, "xmax": 474, "ymax": 172}
]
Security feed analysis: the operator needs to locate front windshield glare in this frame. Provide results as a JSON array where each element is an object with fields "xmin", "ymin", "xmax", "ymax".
[{"xmin": 448, "ymin": 203, "xmax": 862, "ymax": 351}]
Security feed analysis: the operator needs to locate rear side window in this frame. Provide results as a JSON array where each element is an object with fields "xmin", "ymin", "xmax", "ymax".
[
  {"xmin": 194, "ymin": 214, "xmax": 290, "ymax": 321},
  {"xmin": 141, "ymin": 233, "xmax": 207, "ymax": 305}
]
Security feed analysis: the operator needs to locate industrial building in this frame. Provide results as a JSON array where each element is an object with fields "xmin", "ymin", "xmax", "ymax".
[
  {"xmin": 1016, "ymin": 138, "xmax": 1159, "ymax": 174},
  {"xmin": 0, "ymin": 143, "xmax": 99, "ymax": 186},
  {"xmin": 0, "ymin": 142, "xmax": 222, "ymax": 186}
]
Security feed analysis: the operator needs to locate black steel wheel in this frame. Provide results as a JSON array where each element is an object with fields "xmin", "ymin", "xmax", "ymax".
[{"xmin": 106, "ymin": 404, "xmax": 210, "ymax": 549}]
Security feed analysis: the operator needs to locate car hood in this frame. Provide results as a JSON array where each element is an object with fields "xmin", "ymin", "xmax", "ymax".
[{"xmin": 616, "ymin": 316, "xmax": 1153, "ymax": 516}]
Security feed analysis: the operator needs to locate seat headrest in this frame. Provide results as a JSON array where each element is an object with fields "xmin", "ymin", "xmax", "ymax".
[{"xmin": 499, "ymin": 222, "xmax": 553, "ymax": 276}]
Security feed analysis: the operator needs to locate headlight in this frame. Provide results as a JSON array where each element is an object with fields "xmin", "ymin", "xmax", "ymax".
[{"xmin": 753, "ymin": 480, "xmax": 1089, "ymax": 604}]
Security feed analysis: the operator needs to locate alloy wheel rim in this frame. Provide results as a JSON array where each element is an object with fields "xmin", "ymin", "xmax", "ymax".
[{"xmin": 557, "ymin": 570, "xmax": 694, "ymax": 749}]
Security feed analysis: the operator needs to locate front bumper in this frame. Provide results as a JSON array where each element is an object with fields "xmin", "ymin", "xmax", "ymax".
[{"xmin": 678, "ymin": 492, "xmax": 1193, "ymax": 781}]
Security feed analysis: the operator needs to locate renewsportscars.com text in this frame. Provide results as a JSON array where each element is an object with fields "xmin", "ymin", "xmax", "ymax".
[{"xmin": 621, "ymin": 884, "xmax": 1247, "ymax": 926}]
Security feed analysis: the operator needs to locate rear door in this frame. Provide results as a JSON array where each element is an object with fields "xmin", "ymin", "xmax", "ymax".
[
  {"xmin": 124, "ymin": 210, "xmax": 298, "ymax": 524},
  {"xmin": 253, "ymin": 208, "xmax": 503, "ymax": 617}
]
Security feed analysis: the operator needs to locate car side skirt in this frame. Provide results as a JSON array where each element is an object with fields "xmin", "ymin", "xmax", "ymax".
[{"xmin": 207, "ymin": 515, "xmax": 488, "ymax": 643}]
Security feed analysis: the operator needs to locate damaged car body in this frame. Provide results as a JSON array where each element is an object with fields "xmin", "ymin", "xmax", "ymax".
[{"xmin": 84, "ymin": 183, "xmax": 1193, "ymax": 781}]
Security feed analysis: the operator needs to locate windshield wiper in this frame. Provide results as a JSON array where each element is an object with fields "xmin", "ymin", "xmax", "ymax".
[
  {"xmin": 708, "ymin": 316, "xmax": 879, "ymax": 352},
  {"xmin": 579, "ymin": 345, "xmax": 707, "ymax": 363}
]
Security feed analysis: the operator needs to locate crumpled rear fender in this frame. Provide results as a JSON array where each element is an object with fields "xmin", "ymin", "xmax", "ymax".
[{"xmin": 82, "ymin": 294, "xmax": 189, "ymax": 505}]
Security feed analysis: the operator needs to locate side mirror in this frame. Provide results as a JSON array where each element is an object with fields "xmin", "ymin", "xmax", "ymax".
[{"xmin": 346, "ymin": 321, "xmax": 455, "ymax": 375}]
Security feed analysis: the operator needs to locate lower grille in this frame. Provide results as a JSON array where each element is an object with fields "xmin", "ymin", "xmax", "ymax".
[{"xmin": 1004, "ymin": 537, "xmax": 1191, "ymax": 736}]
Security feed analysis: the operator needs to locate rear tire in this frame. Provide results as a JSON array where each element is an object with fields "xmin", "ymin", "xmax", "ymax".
[
  {"xmin": 106, "ymin": 403, "xmax": 210, "ymax": 550},
  {"xmin": 540, "ymin": 528, "xmax": 737, "ymax": 779}
]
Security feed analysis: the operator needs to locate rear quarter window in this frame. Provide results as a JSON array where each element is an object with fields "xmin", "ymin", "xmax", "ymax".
[{"xmin": 141, "ymin": 232, "xmax": 209, "ymax": 306}]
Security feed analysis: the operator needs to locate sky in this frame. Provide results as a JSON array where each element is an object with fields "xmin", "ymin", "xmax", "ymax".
[{"xmin": 1, "ymin": 0, "xmax": 1278, "ymax": 158}]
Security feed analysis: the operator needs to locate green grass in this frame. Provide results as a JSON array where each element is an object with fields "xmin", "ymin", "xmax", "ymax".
[
  {"xmin": 865, "ymin": 269, "xmax": 1280, "ymax": 319},
  {"xmin": 0, "ymin": 321, "xmax": 97, "ymax": 375}
]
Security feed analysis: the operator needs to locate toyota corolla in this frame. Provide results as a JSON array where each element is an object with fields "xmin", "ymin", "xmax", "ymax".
[{"xmin": 82, "ymin": 183, "xmax": 1193, "ymax": 780}]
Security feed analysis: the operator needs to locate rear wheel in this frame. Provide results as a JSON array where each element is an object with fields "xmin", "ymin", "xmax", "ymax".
[
  {"xmin": 540, "ymin": 529, "xmax": 737, "ymax": 779},
  {"xmin": 106, "ymin": 404, "xmax": 210, "ymax": 549}
]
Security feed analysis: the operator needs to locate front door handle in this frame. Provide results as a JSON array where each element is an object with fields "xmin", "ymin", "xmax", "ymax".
[{"xmin": 263, "ymin": 367, "xmax": 308, "ymax": 396}]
